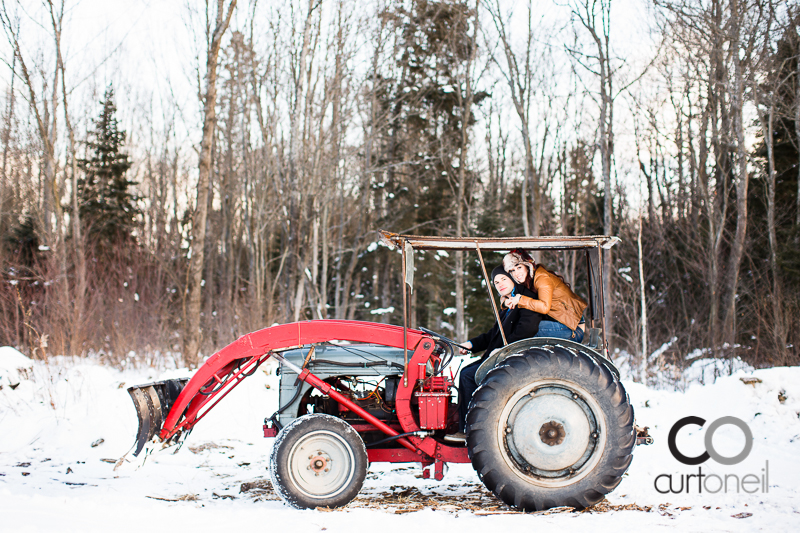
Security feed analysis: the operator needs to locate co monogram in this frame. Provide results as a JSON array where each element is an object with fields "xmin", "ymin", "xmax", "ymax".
[{"xmin": 667, "ymin": 416, "xmax": 753, "ymax": 466}]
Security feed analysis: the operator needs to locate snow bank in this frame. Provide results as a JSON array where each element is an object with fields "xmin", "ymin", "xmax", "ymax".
[
  {"xmin": 614, "ymin": 348, "xmax": 756, "ymax": 391},
  {"xmin": 1, "ymin": 349, "xmax": 798, "ymax": 532},
  {"xmin": 0, "ymin": 346, "xmax": 33, "ymax": 391}
]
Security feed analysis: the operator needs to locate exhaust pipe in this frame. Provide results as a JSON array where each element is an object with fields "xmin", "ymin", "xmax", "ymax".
[{"xmin": 128, "ymin": 379, "xmax": 188, "ymax": 456}]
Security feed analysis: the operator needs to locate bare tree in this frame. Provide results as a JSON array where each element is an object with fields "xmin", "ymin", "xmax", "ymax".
[
  {"xmin": 720, "ymin": 0, "xmax": 765, "ymax": 351},
  {"xmin": 637, "ymin": 205, "xmax": 647, "ymax": 381},
  {"xmin": 1, "ymin": 2, "xmax": 61, "ymax": 249},
  {"xmin": 794, "ymin": 5, "xmax": 800, "ymax": 230},
  {"xmin": 486, "ymin": 0, "xmax": 538, "ymax": 237},
  {"xmin": 0, "ymin": 37, "xmax": 14, "ymax": 250},
  {"xmin": 569, "ymin": 0, "xmax": 616, "ymax": 346},
  {"xmin": 0, "ymin": 0, "xmax": 76, "ymax": 355},
  {"xmin": 47, "ymin": 0, "xmax": 87, "ymax": 355},
  {"xmin": 752, "ymin": 2, "xmax": 791, "ymax": 359},
  {"xmin": 452, "ymin": 0, "xmax": 481, "ymax": 342},
  {"xmin": 184, "ymin": 0, "xmax": 237, "ymax": 367}
]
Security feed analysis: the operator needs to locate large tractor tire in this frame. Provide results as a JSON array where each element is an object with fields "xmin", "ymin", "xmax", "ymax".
[
  {"xmin": 466, "ymin": 346, "xmax": 634, "ymax": 511},
  {"xmin": 270, "ymin": 414, "xmax": 368, "ymax": 509}
]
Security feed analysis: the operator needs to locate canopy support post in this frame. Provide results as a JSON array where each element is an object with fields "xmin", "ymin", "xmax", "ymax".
[
  {"xmin": 475, "ymin": 242, "xmax": 507, "ymax": 346},
  {"xmin": 402, "ymin": 240, "xmax": 409, "ymax": 386}
]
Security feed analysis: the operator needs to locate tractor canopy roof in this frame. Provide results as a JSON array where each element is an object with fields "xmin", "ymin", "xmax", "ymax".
[{"xmin": 379, "ymin": 231, "xmax": 620, "ymax": 252}]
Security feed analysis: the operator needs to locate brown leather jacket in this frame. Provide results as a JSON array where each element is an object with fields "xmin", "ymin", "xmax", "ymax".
[{"xmin": 515, "ymin": 266, "xmax": 588, "ymax": 331}]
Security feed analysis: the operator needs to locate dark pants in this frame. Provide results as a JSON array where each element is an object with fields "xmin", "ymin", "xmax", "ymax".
[{"xmin": 458, "ymin": 359, "xmax": 483, "ymax": 433}]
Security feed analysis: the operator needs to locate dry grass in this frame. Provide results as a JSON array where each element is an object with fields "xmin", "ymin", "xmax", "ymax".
[
  {"xmin": 188, "ymin": 442, "xmax": 234, "ymax": 453},
  {"xmin": 233, "ymin": 475, "xmax": 667, "ymax": 516},
  {"xmin": 239, "ymin": 478, "xmax": 281, "ymax": 502},
  {"xmin": 146, "ymin": 494, "xmax": 199, "ymax": 502}
]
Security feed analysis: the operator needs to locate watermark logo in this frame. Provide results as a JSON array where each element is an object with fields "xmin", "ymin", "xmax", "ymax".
[
  {"xmin": 667, "ymin": 416, "xmax": 753, "ymax": 466},
  {"xmin": 655, "ymin": 415, "xmax": 768, "ymax": 494}
]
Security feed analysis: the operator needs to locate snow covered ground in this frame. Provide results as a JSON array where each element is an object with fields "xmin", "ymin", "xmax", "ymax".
[{"xmin": 1, "ymin": 346, "xmax": 799, "ymax": 531}]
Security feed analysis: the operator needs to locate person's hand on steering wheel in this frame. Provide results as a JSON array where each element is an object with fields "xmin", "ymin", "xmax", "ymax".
[{"xmin": 459, "ymin": 341, "xmax": 473, "ymax": 355}]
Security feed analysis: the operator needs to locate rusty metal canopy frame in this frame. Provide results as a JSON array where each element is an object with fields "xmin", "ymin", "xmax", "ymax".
[
  {"xmin": 379, "ymin": 231, "xmax": 620, "ymax": 252},
  {"xmin": 379, "ymin": 230, "xmax": 620, "ymax": 365}
]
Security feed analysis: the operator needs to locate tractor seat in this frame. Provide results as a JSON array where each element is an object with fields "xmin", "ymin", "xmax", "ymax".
[{"xmin": 583, "ymin": 327, "xmax": 601, "ymax": 349}]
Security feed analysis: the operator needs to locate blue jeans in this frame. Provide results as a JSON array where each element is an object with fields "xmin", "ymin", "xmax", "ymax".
[{"xmin": 535, "ymin": 320, "xmax": 584, "ymax": 343}]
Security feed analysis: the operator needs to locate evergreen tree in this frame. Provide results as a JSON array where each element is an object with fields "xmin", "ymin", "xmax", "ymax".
[
  {"xmin": 78, "ymin": 86, "xmax": 139, "ymax": 251},
  {"xmin": 376, "ymin": 0, "xmax": 487, "ymax": 237},
  {"xmin": 4, "ymin": 215, "xmax": 41, "ymax": 270},
  {"xmin": 356, "ymin": 0, "xmax": 490, "ymax": 330}
]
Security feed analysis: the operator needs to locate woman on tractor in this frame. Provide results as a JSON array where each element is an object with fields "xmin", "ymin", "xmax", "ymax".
[
  {"xmin": 503, "ymin": 249, "xmax": 588, "ymax": 343},
  {"xmin": 446, "ymin": 265, "xmax": 543, "ymax": 443}
]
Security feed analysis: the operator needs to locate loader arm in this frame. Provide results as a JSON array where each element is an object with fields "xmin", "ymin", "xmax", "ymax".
[{"xmin": 129, "ymin": 320, "xmax": 427, "ymax": 455}]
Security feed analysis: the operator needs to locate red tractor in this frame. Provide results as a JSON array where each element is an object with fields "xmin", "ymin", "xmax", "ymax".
[{"xmin": 128, "ymin": 232, "xmax": 649, "ymax": 511}]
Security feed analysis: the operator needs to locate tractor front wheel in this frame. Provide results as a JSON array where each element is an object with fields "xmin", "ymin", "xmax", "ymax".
[{"xmin": 270, "ymin": 414, "xmax": 368, "ymax": 509}]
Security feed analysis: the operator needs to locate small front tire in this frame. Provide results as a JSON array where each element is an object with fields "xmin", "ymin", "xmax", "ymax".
[{"xmin": 270, "ymin": 414, "xmax": 368, "ymax": 509}]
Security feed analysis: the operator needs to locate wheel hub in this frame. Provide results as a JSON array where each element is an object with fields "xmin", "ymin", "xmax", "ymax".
[
  {"xmin": 539, "ymin": 421, "xmax": 566, "ymax": 446},
  {"xmin": 309, "ymin": 452, "xmax": 331, "ymax": 475},
  {"xmin": 502, "ymin": 384, "xmax": 600, "ymax": 479}
]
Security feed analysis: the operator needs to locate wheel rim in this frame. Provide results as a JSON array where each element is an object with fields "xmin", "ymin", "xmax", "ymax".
[
  {"xmin": 287, "ymin": 430, "xmax": 357, "ymax": 500},
  {"xmin": 497, "ymin": 379, "xmax": 607, "ymax": 488}
]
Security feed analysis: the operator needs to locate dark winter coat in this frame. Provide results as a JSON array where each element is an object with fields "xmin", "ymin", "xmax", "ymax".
[{"xmin": 468, "ymin": 285, "xmax": 542, "ymax": 357}]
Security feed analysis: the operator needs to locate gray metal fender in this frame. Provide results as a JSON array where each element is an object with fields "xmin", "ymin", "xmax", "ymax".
[{"xmin": 474, "ymin": 338, "xmax": 620, "ymax": 385}]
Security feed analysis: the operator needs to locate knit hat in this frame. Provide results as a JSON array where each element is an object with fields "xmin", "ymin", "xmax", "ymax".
[
  {"xmin": 503, "ymin": 250, "xmax": 536, "ymax": 281},
  {"xmin": 491, "ymin": 264, "xmax": 513, "ymax": 292}
]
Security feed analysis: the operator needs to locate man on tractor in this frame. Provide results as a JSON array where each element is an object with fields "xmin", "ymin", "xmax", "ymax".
[{"xmin": 445, "ymin": 265, "xmax": 543, "ymax": 443}]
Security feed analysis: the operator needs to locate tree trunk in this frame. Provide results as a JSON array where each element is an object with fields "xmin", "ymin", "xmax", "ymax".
[
  {"xmin": 454, "ymin": 0, "xmax": 479, "ymax": 342},
  {"xmin": 796, "ymin": 39, "xmax": 800, "ymax": 230},
  {"xmin": 488, "ymin": 0, "xmax": 536, "ymax": 238},
  {"xmin": 184, "ymin": 0, "xmax": 237, "ymax": 367},
  {"xmin": 0, "ymin": 50, "xmax": 15, "ymax": 261},
  {"xmin": 721, "ymin": 0, "xmax": 749, "ymax": 354},
  {"xmin": 755, "ymin": 64, "xmax": 786, "ymax": 358},
  {"xmin": 638, "ymin": 209, "xmax": 647, "ymax": 383},
  {"xmin": 598, "ymin": 21, "xmax": 614, "ymax": 351},
  {"xmin": 285, "ymin": 0, "xmax": 318, "ymax": 322},
  {"xmin": 52, "ymin": 1, "xmax": 87, "ymax": 356},
  {"xmin": 706, "ymin": 0, "xmax": 729, "ymax": 351},
  {"xmin": 572, "ymin": 0, "xmax": 615, "ymax": 349}
]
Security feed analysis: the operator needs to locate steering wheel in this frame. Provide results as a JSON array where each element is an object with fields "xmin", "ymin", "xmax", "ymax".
[{"xmin": 418, "ymin": 327, "xmax": 471, "ymax": 352}]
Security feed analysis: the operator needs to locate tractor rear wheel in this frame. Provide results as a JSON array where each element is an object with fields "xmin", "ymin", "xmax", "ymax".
[
  {"xmin": 466, "ymin": 347, "xmax": 634, "ymax": 511},
  {"xmin": 270, "ymin": 414, "xmax": 368, "ymax": 509}
]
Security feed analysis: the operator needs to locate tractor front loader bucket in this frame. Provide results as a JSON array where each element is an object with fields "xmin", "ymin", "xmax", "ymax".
[{"xmin": 128, "ymin": 379, "xmax": 188, "ymax": 456}]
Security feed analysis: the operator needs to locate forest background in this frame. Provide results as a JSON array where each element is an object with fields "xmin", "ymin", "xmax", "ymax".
[{"xmin": 0, "ymin": 0, "xmax": 798, "ymax": 382}]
